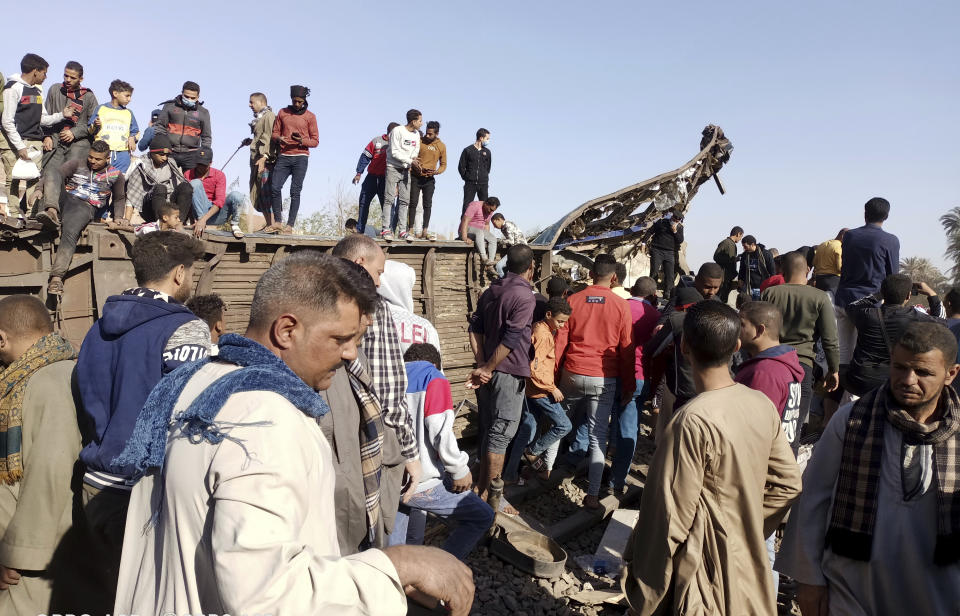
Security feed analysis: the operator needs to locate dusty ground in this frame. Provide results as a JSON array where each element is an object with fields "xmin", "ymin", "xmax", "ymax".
[{"xmin": 423, "ymin": 407, "xmax": 801, "ymax": 615}]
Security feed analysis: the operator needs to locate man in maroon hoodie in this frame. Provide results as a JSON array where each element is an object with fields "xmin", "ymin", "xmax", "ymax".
[{"xmin": 735, "ymin": 301, "xmax": 804, "ymax": 452}]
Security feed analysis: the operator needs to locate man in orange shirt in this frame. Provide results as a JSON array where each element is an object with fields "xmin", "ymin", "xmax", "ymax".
[{"xmin": 556, "ymin": 254, "xmax": 635, "ymax": 509}]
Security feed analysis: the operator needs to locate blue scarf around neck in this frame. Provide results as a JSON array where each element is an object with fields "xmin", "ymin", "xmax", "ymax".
[{"xmin": 114, "ymin": 333, "xmax": 330, "ymax": 478}]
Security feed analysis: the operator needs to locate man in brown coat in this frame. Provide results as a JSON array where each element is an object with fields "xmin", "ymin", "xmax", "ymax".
[
  {"xmin": 0, "ymin": 296, "xmax": 82, "ymax": 615},
  {"xmin": 623, "ymin": 300, "xmax": 802, "ymax": 615}
]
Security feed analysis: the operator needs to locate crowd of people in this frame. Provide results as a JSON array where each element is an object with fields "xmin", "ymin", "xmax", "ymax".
[
  {"xmin": 1, "ymin": 53, "xmax": 511, "ymax": 294},
  {"xmin": 1, "ymin": 53, "xmax": 959, "ymax": 616}
]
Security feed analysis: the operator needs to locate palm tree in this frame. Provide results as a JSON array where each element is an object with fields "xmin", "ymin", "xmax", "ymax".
[
  {"xmin": 899, "ymin": 256, "xmax": 949, "ymax": 293},
  {"xmin": 939, "ymin": 207, "xmax": 960, "ymax": 284}
]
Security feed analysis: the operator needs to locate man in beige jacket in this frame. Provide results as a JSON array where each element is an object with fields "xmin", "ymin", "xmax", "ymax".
[
  {"xmin": 113, "ymin": 252, "xmax": 474, "ymax": 616},
  {"xmin": 0, "ymin": 296, "xmax": 82, "ymax": 615},
  {"xmin": 623, "ymin": 300, "xmax": 802, "ymax": 615}
]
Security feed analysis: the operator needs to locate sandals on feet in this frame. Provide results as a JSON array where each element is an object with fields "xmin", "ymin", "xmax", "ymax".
[{"xmin": 47, "ymin": 277, "xmax": 64, "ymax": 296}]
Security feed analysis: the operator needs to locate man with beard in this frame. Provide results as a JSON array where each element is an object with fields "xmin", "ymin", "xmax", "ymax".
[
  {"xmin": 38, "ymin": 61, "xmax": 99, "ymax": 225},
  {"xmin": 266, "ymin": 85, "xmax": 318, "ymax": 234},
  {"xmin": 408, "ymin": 120, "xmax": 446, "ymax": 240},
  {"xmin": 73, "ymin": 231, "xmax": 211, "ymax": 613},
  {"xmin": 0, "ymin": 296, "xmax": 82, "ymax": 615},
  {"xmin": 778, "ymin": 321, "xmax": 960, "ymax": 615},
  {"xmin": 246, "ymin": 92, "xmax": 275, "ymax": 226},
  {"xmin": 125, "ymin": 133, "xmax": 193, "ymax": 223},
  {"xmin": 45, "ymin": 140, "xmax": 125, "ymax": 295},
  {"xmin": 154, "ymin": 81, "xmax": 212, "ymax": 171}
]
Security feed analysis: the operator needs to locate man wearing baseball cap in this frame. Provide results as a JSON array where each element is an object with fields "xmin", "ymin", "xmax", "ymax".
[
  {"xmin": 185, "ymin": 147, "xmax": 244, "ymax": 238},
  {"xmin": 125, "ymin": 133, "xmax": 193, "ymax": 224}
]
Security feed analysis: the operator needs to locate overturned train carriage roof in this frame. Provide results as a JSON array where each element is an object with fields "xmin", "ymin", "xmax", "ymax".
[{"xmin": 531, "ymin": 125, "xmax": 732, "ymax": 259}]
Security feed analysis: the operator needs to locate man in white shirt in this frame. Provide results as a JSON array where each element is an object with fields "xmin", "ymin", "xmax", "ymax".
[
  {"xmin": 381, "ymin": 109, "xmax": 421, "ymax": 242},
  {"xmin": 113, "ymin": 252, "xmax": 474, "ymax": 616}
]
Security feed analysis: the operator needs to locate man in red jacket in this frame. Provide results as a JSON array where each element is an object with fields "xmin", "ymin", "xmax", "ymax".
[
  {"xmin": 555, "ymin": 254, "xmax": 634, "ymax": 509},
  {"xmin": 267, "ymin": 85, "xmax": 318, "ymax": 234},
  {"xmin": 184, "ymin": 148, "xmax": 244, "ymax": 239}
]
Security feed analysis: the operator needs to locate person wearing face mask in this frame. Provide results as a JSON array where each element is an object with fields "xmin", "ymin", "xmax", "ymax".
[
  {"xmin": 154, "ymin": 80, "xmax": 212, "ymax": 171},
  {"xmin": 458, "ymin": 128, "xmax": 492, "ymax": 215}
]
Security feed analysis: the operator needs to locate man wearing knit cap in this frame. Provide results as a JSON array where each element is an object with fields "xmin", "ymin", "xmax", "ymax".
[
  {"xmin": 155, "ymin": 81, "xmax": 212, "ymax": 171},
  {"xmin": 265, "ymin": 85, "xmax": 318, "ymax": 235},
  {"xmin": 125, "ymin": 133, "xmax": 193, "ymax": 224}
]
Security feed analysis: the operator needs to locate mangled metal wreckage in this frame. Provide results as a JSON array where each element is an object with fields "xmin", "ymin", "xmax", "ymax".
[{"xmin": 532, "ymin": 124, "xmax": 733, "ymax": 278}]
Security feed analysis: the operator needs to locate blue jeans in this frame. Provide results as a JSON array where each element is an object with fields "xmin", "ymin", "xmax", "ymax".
[
  {"xmin": 607, "ymin": 379, "xmax": 647, "ymax": 491},
  {"xmin": 271, "ymin": 154, "xmax": 309, "ymax": 226},
  {"xmin": 495, "ymin": 254, "xmax": 508, "ymax": 277},
  {"xmin": 388, "ymin": 479, "xmax": 494, "ymax": 561},
  {"xmin": 559, "ymin": 370, "xmax": 617, "ymax": 497},
  {"xmin": 357, "ymin": 173, "xmax": 385, "ymax": 233},
  {"xmin": 767, "ymin": 533, "xmax": 779, "ymax": 592},
  {"xmin": 190, "ymin": 180, "xmax": 242, "ymax": 225},
  {"xmin": 505, "ymin": 396, "xmax": 573, "ymax": 479}
]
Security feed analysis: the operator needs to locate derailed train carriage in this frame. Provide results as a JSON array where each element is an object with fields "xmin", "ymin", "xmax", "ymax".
[{"xmin": 0, "ymin": 125, "xmax": 731, "ymax": 436}]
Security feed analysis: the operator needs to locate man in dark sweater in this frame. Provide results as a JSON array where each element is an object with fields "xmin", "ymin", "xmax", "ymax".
[
  {"xmin": 845, "ymin": 274, "xmax": 944, "ymax": 396},
  {"xmin": 714, "ymin": 225, "xmax": 743, "ymax": 303},
  {"xmin": 762, "ymin": 251, "xmax": 840, "ymax": 433},
  {"xmin": 74, "ymin": 231, "xmax": 210, "ymax": 612},
  {"xmin": 458, "ymin": 128, "xmax": 491, "ymax": 214},
  {"xmin": 834, "ymin": 197, "xmax": 900, "ymax": 366},
  {"xmin": 648, "ymin": 213, "xmax": 684, "ymax": 299},
  {"xmin": 739, "ymin": 235, "xmax": 775, "ymax": 300},
  {"xmin": 467, "ymin": 245, "xmax": 536, "ymax": 506},
  {"xmin": 155, "ymin": 81, "xmax": 212, "ymax": 172}
]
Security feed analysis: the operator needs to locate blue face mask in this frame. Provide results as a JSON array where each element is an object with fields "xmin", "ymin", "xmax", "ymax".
[
  {"xmin": 181, "ymin": 97, "xmax": 197, "ymax": 108},
  {"xmin": 483, "ymin": 139, "xmax": 490, "ymax": 147}
]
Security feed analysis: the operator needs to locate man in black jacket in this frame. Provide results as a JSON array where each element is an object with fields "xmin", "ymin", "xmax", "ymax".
[
  {"xmin": 458, "ymin": 128, "xmax": 491, "ymax": 214},
  {"xmin": 648, "ymin": 214, "xmax": 683, "ymax": 299},
  {"xmin": 845, "ymin": 274, "xmax": 945, "ymax": 396},
  {"xmin": 738, "ymin": 235, "xmax": 774, "ymax": 300},
  {"xmin": 155, "ymin": 81, "xmax": 212, "ymax": 171}
]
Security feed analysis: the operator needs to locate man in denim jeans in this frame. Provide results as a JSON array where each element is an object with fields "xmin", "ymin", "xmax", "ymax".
[
  {"xmin": 468, "ymin": 245, "xmax": 536, "ymax": 508},
  {"xmin": 606, "ymin": 276, "xmax": 660, "ymax": 494},
  {"xmin": 389, "ymin": 343, "xmax": 494, "ymax": 559},
  {"xmin": 555, "ymin": 254, "xmax": 635, "ymax": 509},
  {"xmin": 185, "ymin": 148, "xmax": 244, "ymax": 238},
  {"xmin": 504, "ymin": 297, "xmax": 572, "ymax": 482}
]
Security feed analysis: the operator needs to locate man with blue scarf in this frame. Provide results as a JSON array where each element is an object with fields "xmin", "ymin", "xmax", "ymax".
[{"xmin": 113, "ymin": 252, "xmax": 474, "ymax": 616}]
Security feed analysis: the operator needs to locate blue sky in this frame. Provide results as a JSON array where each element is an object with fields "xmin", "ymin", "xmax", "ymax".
[{"xmin": 4, "ymin": 1, "xmax": 957, "ymax": 271}]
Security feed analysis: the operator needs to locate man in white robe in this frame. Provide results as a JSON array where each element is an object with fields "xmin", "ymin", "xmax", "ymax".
[
  {"xmin": 778, "ymin": 321, "xmax": 960, "ymax": 615},
  {"xmin": 114, "ymin": 252, "xmax": 474, "ymax": 616}
]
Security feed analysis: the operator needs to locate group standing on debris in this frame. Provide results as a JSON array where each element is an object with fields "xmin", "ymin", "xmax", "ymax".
[{"xmin": 1, "ymin": 51, "xmax": 959, "ymax": 616}]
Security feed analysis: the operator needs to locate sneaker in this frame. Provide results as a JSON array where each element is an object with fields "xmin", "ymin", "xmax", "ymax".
[
  {"xmin": 47, "ymin": 277, "xmax": 64, "ymax": 296},
  {"xmin": 425, "ymin": 231, "xmax": 437, "ymax": 241},
  {"xmin": 399, "ymin": 231, "xmax": 412, "ymax": 242},
  {"xmin": 380, "ymin": 230, "xmax": 394, "ymax": 242}
]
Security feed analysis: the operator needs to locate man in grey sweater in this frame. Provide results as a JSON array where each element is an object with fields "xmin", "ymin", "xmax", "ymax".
[{"xmin": 39, "ymin": 61, "xmax": 99, "ymax": 224}]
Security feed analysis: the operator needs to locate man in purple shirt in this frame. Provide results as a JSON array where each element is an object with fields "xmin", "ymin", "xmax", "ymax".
[
  {"xmin": 835, "ymin": 197, "xmax": 900, "ymax": 365},
  {"xmin": 467, "ymin": 244, "xmax": 536, "ymax": 505}
]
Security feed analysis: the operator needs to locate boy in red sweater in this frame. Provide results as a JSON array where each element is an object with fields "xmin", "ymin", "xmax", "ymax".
[
  {"xmin": 734, "ymin": 300, "xmax": 804, "ymax": 451},
  {"xmin": 556, "ymin": 254, "xmax": 634, "ymax": 508},
  {"xmin": 267, "ymin": 85, "xmax": 318, "ymax": 234}
]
